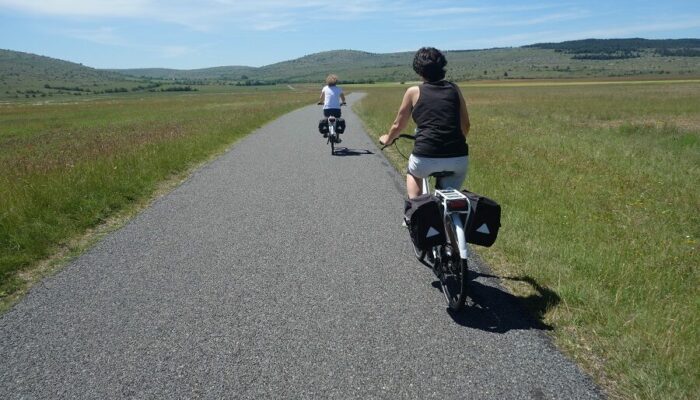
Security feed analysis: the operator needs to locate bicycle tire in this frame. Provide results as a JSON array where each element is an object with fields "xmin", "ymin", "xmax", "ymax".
[
  {"xmin": 438, "ymin": 216, "xmax": 468, "ymax": 310},
  {"xmin": 330, "ymin": 136, "xmax": 335, "ymax": 155}
]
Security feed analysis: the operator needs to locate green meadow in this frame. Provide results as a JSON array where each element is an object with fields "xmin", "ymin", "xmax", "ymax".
[
  {"xmin": 355, "ymin": 80, "xmax": 699, "ymax": 399},
  {"xmin": 0, "ymin": 87, "xmax": 312, "ymax": 305}
]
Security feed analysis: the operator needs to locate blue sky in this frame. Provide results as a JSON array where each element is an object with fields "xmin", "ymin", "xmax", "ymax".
[{"xmin": 1, "ymin": 0, "xmax": 699, "ymax": 69}]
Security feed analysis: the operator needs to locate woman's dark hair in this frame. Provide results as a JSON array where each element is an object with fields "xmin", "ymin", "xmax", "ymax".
[{"xmin": 412, "ymin": 47, "xmax": 447, "ymax": 82}]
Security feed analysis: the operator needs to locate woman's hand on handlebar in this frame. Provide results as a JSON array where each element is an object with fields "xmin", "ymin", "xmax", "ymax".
[{"xmin": 341, "ymin": 102, "xmax": 347, "ymax": 106}]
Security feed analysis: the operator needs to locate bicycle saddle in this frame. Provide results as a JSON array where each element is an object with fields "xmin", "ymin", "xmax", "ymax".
[{"xmin": 430, "ymin": 171, "xmax": 454, "ymax": 178}]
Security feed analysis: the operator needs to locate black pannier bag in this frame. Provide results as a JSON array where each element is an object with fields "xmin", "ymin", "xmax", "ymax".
[
  {"xmin": 461, "ymin": 190, "xmax": 501, "ymax": 247},
  {"xmin": 318, "ymin": 119, "xmax": 329, "ymax": 134},
  {"xmin": 335, "ymin": 118, "xmax": 346, "ymax": 133},
  {"xmin": 404, "ymin": 194, "xmax": 446, "ymax": 250}
]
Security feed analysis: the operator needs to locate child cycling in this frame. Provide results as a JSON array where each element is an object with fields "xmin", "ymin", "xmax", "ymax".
[{"xmin": 318, "ymin": 74, "xmax": 346, "ymax": 118}]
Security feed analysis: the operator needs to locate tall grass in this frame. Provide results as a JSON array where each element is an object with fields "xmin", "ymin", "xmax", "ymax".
[
  {"xmin": 355, "ymin": 81, "xmax": 699, "ymax": 399},
  {"xmin": 0, "ymin": 90, "xmax": 311, "ymax": 298}
]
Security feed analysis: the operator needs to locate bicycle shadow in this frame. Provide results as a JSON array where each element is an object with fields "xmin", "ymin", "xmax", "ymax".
[
  {"xmin": 432, "ymin": 272, "xmax": 560, "ymax": 333},
  {"xmin": 333, "ymin": 147, "xmax": 374, "ymax": 156}
]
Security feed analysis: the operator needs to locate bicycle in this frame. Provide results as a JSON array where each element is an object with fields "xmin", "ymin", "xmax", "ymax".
[
  {"xmin": 380, "ymin": 134, "xmax": 471, "ymax": 310},
  {"xmin": 318, "ymin": 102, "xmax": 346, "ymax": 155}
]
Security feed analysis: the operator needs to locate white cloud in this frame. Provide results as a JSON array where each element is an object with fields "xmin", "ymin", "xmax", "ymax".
[
  {"xmin": 491, "ymin": 11, "xmax": 589, "ymax": 27},
  {"xmin": 62, "ymin": 27, "xmax": 128, "ymax": 46},
  {"xmin": 559, "ymin": 19, "xmax": 700, "ymax": 39},
  {"xmin": 251, "ymin": 18, "xmax": 296, "ymax": 32},
  {"xmin": 55, "ymin": 25, "xmax": 198, "ymax": 59},
  {"xmin": 0, "ymin": 0, "xmax": 150, "ymax": 17},
  {"xmin": 0, "ymin": 0, "xmax": 394, "ymax": 30},
  {"xmin": 158, "ymin": 45, "xmax": 194, "ymax": 58},
  {"xmin": 411, "ymin": 10, "xmax": 588, "ymax": 34},
  {"xmin": 442, "ymin": 31, "xmax": 552, "ymax": 50},
  {"xmin": 443, "ymin": 18, "xmax": 700, "ymax": 50}
]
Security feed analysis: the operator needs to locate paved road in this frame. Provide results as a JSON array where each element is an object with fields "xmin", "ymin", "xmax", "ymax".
[{"xmin": 0, "ymin": 94, "xmax": 602, "ymax": 399}]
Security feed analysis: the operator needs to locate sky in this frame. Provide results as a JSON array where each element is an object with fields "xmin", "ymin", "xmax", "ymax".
[{"xmin": 1, "ymin": 0, "xmax": 699, "ymax": 69}]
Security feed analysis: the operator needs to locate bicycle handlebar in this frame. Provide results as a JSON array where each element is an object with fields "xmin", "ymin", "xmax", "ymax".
[{"xmin": 380, "ymin": 134, "xmax": 415, "ymax": 150}]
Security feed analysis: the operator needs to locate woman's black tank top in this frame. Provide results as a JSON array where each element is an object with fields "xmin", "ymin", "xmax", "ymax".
[{"xmin": 411, "ymin": 81, "xmax": 468, "ymax": 158}]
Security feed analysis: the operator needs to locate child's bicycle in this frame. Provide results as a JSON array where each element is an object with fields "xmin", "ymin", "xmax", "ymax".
[
  {"xmin": 318, "ymin": 103, "xmax": 346, "ymax": 155},
  {"xmin": 381, "ymin": 134, "xmax": 471, "ymax": 310}
]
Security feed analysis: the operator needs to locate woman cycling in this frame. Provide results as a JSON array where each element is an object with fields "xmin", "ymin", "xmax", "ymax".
[
  {"xmin": 318, "ymin": 74, "xmax": 346, "ymax": 118},
  {"xmin": 379, "ymin": 47, "xmax": 470, "ymax": 199}
]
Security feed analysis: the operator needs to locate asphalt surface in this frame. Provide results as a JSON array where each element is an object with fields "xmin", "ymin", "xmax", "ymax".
[{"xmin": 0, "ymin": 93, "xmax": 603, "ymax": 399}]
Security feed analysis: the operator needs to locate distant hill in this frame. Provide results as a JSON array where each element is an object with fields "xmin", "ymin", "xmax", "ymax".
[
  {"xmin": 108, "ymin": 50, "xmax": 410, "ymax": 83},
  {"xmin": 527, "ymin": 38, "xmax": 700, "ymax": 53},
  {"xmin": 0, "ymin": 49, "xmax": 125, "ymax": 82},
  {"xmin": 0, "ymin": 49, "xmax": 138, "ymax": 99},
  {"xmin": 2, "ymin": 38, "xmax": 699, "ymax": 99},
  {"xmin": 110, "ymin": 39, "xmax": 700, "ymax": 83},
  {"xmin": 0, "ymin": 49, "xmax": 203, "ymax": 99},
  {"xmin": 106, "ymin": 65, "xmax": 258, "ymax": 80}
]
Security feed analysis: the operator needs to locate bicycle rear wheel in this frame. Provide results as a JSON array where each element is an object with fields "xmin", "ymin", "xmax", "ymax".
[
  {"xmin": 438, "ymin": 255, "xmax": 468, "ymax": 310},
  {"xmin": 437, "ymin": 217, "xmax": 468, "ymax": 310}
]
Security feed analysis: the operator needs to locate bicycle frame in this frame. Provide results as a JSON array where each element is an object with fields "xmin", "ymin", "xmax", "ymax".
[
  {"xmin": 326, "ymin": 116, "xmax": 338, "ymax": 155},
  {"xmin": 327, "ymin": 116, "xmax": 338, "ymax": 143},
  {"xmin": 318, "ymin": 102, "xmax": 344, "ymax": 155}
]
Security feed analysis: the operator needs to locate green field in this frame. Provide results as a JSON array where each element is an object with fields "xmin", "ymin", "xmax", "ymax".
[
  {"xmin": 0, "ymin": 87, "xmax": 313, "ymax": 306},
  {"xmin": 354, "ymin": 80, "xmax": 699, "ymax": 399}
]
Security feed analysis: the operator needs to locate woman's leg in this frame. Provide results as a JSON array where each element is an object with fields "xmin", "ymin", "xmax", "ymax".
[
  {"xmin": 407, "ymin": 154, "xmax": 427, "ymax": 198},
  {"xmin": 406, "ymin": 174, "xmax": 423, "ymax": 198}
]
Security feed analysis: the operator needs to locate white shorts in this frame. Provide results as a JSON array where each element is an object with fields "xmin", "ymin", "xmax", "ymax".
[{"xmin": 408, "ymin": 154, "xmax": 469, "ymax": 190}]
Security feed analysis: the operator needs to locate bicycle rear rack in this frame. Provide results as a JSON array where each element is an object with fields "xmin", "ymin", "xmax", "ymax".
[{"xmin": 435, "ymin": 189, "xmax": 470, "ymax": 213}]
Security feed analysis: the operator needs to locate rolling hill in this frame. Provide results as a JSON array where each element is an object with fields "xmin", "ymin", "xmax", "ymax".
[
  {"xmin": 2, "ymin": 39, "xmax": 699, "ymax": 100},
  {"xmin": 0, "ymin": 49, "xmax": 140, "ymax": 99},
  {"xmin": 108, "ymin": 39, "xmax": 700, "ymax": 83}
]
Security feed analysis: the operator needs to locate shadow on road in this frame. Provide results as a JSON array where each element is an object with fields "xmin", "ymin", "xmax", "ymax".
[
  {"xmin": 434, "ymin": 272, "xmax": 560, "ymax": 333},
  {"xmin": 333, "ymin": 147, "xmax": 374, "ymax": 156}
]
